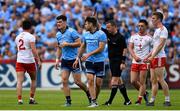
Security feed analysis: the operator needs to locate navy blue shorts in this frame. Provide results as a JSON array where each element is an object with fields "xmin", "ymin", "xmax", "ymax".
[
  {"xmin": 85, "ymin": 61, "xmax": 105, "ymax": 78},
  {"xmin": 61, "ymin": 59, "xmax": 80, "ymax": 74}
]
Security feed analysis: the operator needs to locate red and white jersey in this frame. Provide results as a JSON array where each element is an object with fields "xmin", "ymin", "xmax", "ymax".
[
  {"xmin": 15, "ymin": 32, "xmax": 35, "ymax": 63},
  {"xmin": 129, "ymin": 33, "xmax": 152, "ymax": 64},
  {"xmin": 152, "ymin": 26, "xmax": 168, "ymax": 58}
]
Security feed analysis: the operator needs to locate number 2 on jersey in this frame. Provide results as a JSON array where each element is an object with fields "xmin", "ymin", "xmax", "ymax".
[{"xmin": 19, "ymin": 39, "xmax": 25, "ymax": 50}]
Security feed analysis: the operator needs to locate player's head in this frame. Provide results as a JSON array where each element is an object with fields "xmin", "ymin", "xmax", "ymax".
[
  {"xmin": 138, "ymin": 19, "xmax": 148, "ymax": 34},
  {"xmin": 152, "ymin": 11, "xmax": 163, "ymax": 26},
  {"xmin": 84, "ymin": 16, "xmax": 97, "ymax": 31},
  {"xmin": 106, "ymin": 20, "xmax": 117, "ymax": 34},
  {"xmin": 22, "ymin": 19, "xmax": 32, "ymax": 30},
  {"xmin": 56, "ymin": 15, "xmax": 67, "ymax": 30}
]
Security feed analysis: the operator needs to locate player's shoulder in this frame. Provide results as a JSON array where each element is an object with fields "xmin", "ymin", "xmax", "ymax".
[
  {"xmin": 68, "ymin": 27, "xmax": 77, "ymax": 32},
  {"xmin": 161, "ymin": 26, "xmax": 168, "ymax": 32},
  {"xmin": 98, "ymin": 30, "xmax": 106, "ymax": 35}
]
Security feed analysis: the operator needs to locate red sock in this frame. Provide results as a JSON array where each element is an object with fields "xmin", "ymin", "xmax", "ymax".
[
  {"xmin": 18, "ymin": 95, "xmax": 22, "ymax": 100},
  {"xmin": 138, "ymin": 96, "xmax": 142, "ymax": 103},
  {"xmin": 30, "ymin": 93, "xmax": 34, "ymax": 98}
]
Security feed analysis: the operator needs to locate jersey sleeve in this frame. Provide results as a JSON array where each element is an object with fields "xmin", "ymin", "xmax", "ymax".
[
  {"xmin": 71, "ymin": 28, "xmax": 80, "ymax": 40},
  {"xmin": 99, "ymin": 31, "xmax": 107, "ymax": 43},
  {"xmin": 29, "ymin": 35, "xmax": 35, "ymax": 42},
  {"xmin": 56, "ymin": 32, "xmax": 61, "ymax": 45},
  {"xmin": 160, "ymin": 28, "xmax": 168, "ymax": 39},
  {"xmin": 81, "ymin": 33, "xmax": 86, "ymax": 43},
  {"xmin": 129, "ymin": 35, "xmax": 134, "ymax": 43}
]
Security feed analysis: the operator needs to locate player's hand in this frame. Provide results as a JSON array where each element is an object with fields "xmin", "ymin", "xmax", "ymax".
[
  {"xmin": 73, "ymin": 58, "xmax": 79, "ymax": 68},
  {"xmin": 81, "ymin": 54, "xmax": 90, "ymax": 61},
  {"xmin": 120, "ymin": 63, "xmax": 126, "ymax": 70},
  {"xmin": 55, "ymin": 61, "xmax": 60, "ymax": 70},
  {"xmin": 59, "ymin": 41, "xmax": 69, "ymax": 48},
  {"xmin": 146, "ymin": 56, "xmax": 153, "ymax": 63},
  {"xmin": 134, "ymin": 56, "xmax": 141, "ymax": 62},
  {"xmin": 35, "ymin": 58, "xmax": 42, "ymax": 69},
  {"xmin": 37, "ymin": 60, "xmax": 42, "ymax": 69}
]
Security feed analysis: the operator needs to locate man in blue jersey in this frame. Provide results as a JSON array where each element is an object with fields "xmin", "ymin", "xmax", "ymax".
[
  {"xmin": 55, "ymin": 15, "xmax": 91, "ymax": 107},
  {"xmin": 73, "ymin": 16, "xmax": 107, "ymax": 107}
]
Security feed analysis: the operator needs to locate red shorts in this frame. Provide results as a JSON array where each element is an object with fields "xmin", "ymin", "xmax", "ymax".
[
  {"xmin": 131, "ymin": 64, "xmax": 149, "ymax": 72},
  {"xmin": 16, "ymin": 62, "xmax": 37, "ymax": 73},
  {"xmin": 150, "ymin": 57, "xmax": 166, "ymax": 69}
]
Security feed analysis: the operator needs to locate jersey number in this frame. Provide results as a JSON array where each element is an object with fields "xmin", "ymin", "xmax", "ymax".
[{"xmin": 19, "ymin": 39, "xmax": 25, "ymax": 50}]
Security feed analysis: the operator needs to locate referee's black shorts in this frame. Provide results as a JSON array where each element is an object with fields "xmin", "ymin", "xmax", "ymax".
[{"xmin": 109, "ymin": 60, "xmax": 122, "ymax": 77}]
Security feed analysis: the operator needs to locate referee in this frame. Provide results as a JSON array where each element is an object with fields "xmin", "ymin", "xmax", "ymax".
[{"xmin": 101, "ymin": 20, "xmax": 131, "ymax": 106}]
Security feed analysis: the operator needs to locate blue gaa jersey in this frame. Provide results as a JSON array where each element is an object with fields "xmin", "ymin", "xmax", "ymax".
[
  {"xmin": 82, "ymin": 30, "xmax": 107, "ymax": 62},
  {"xmin": 56, "ymin": 27, "xmax": 80, "ymax": 60}
]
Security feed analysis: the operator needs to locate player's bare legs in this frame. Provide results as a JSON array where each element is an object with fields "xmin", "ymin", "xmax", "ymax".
[
  {"xmin": 16, "ymin": 71, "xmax": 25, "ymax": 104},
  {"xmin": 87, "ymin": 74, "xmax": 96, "ymax": 104},
  {"xmin": 138, "ymin": 71, "xmax": 147, "ymax": 104},
  {"xmin": 149, "ymin": 68, "xmax": 159, "ymax": 104},
  {"xmin": 130, "ymin": 71, "xmax": 141, "ymax": 92},
  {"xmin": 131, "ymin": 70, "xmax": 149, "ymax": 104},
  {"xmin": 156, "ymin": 67, "xmax": 169, "ymax": 96},
  {"xmin": 28, "ymin": 71, "xmax": 37, "ymax": 104},
  {"xmin": 73, "ymin": 74, "xmax": 91, "ymax": 103},
  {"xmin": 139, "ymin": 71, "xmax": 147, "ymax": 97},
  {"xmin": 95, "ymin": 77, "xmax": 103, "ymax": 99},
  {"xmin": 131, "ymin": 71, "xmax": 139, "ymax": 90},
  {"xmin": 61, "ymin": 70, "xmax": 71, "ymax": 105},
  {"xmin": 73, "ymin": 74, "xmax": 88, "ymax": 91}
]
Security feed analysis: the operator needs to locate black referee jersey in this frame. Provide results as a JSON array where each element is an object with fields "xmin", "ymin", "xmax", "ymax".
[{"xmin": 101, "ymin": 28, "xmax": 127, "ymax": 61}]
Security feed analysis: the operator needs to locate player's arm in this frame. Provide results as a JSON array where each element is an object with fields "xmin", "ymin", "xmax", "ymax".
[
  {"xmin": 60, "ymin": 38, "xmax": 81, "ymax": 48},
  {"xmin": 55, "ymin": 45, "xmax": 62, "ymax": 70},
  {"xmin": 128, "ymin": 42, "xmax": 141, "ymax": 62},
  {"xmin": 120, "ymin": 48, "xmax": 127, "ymax": 70},
  {"xmin": 30, "ymin": 42, "xmax": 41, "ymax": 67},
  {"xmin": 81, "ymin": 41, "xmax": 105, "ymax": 61},
  {"xmin": 77, "ymin": 42, "xmax": 86, "ymax": 58},
  {"xmin": 151, "ymin": 38, "xmax": 166, "ymax": 58},
  {"xmin": 73, "ymin": 42, "xmax": 86, "ymax": 68}
]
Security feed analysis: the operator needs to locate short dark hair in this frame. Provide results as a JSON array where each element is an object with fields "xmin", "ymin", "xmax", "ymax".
[
  {"xmin": 85, "ymin": 16, "xmax": 97, "ymax": 27},
  {"xmin": 152, "ymin": 12, "xmax": 164, "ymax": 22},
  {"xmin": 139, "ymin": 19, "xmax": 148, "ymax": 26},
  {"xmin": 56, "ymin": 15, "xmax": 67, "ymax": 21},
  {"xmin": 106, "ymin": 20, "xmax": 117, "ymax": 27},
  {"xmin": 22, "ymin": 19, "xmax": 32, "ymax": 30}
]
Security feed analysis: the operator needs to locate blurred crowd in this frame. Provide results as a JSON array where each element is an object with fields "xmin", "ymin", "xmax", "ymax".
[{"xmin": 0, "ymin": 0, "xmax": 179, "ymax": 64}]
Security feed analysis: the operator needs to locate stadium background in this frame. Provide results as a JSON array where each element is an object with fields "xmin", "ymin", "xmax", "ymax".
[{"xmin": 0, "ymin": 0, "xmax": 179, "ymax": 110}]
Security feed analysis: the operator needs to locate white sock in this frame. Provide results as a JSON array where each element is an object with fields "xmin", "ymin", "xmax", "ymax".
[
  {"xmin": 30, "ymin": 97, "xmax": 34, "ymax": 100},
  {"xmin": 165, "ymin": 96, "xmax": 170, "ymax": 102},
  {"xmin": 149, "ymin": 96, "xmax": 155, "ymax": 102},
  {"xmin": 18, "ymin": 99, "xmax": 23, "ymax": 102}
]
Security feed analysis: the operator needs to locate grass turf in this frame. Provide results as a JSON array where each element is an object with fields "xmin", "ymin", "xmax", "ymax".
[{"xmin": 0, "ymin": 89, "xmax": 179, "ymax": 110}]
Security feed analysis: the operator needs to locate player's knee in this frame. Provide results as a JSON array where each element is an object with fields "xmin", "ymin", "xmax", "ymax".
[
  {"xmin": 88, "ymin": 79, "xmax": 94, "ymax": 86},
  {"xmin": 151, "ymin": 78, "xmax": 158, "ymax": 84},
  {"xmin": 96, "ymin": 81, "xmax": 103, "ymax": 87},
  {"xmin": 131, "ymin": 80, "xmax": 136, "ymax": 85},
  {"xmin": 74, "ymin": 79, "xmax": 81, "ymax": 85},
  {"xmin": 62, "ymin": 78, "xmax": 68, "ymax": 85}
]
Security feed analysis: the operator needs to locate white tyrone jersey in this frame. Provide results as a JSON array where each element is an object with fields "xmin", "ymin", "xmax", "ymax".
[
  {"xmin": 152, "ymin": 26, "xmax": 168, "ymax": 58},
  {"xmin": 129, "ymin": 33, "xmax": 152, "ymax": 64},
  {"xmin": 15, "ymin": 32, "xmax": 35, "ymax": 63}
]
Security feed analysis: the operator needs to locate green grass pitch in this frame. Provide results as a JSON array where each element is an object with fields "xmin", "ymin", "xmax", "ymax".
[{"xmin": 0, "ymin": 89, "xmax": 179, "ymax": 110}]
